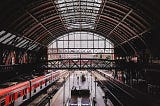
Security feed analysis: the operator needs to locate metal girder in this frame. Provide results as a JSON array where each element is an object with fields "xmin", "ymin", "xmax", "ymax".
[
  {"xmin": 0, "ymin": 0, "xmax": 154, "ymax": 55},
  {"xmin": 50, "ymin": 0, "xmax": 68, "ymax": 31},
  {"xmin": 94, "ymin": 0, "xmax": 106, "ymax": 30},
  {"xmin": 34, "ymin": 24, "xmax": 66, "ymax": 43},
  {"xmin": 25, "ymin": 11, "xmax": 54, "ymax": 37},
  {"xmin": 11, "ymin": 0, "xmax": 150, "ymax": 44},
  {"xmin": 40, "ymin": 58, "xmax": 116, "ymax": 70},
  {"xmin": 115, "ymin": 28, "xmax": 151, "ymax": 47}
]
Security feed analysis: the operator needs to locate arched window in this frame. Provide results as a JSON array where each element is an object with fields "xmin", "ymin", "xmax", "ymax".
[{"xmin": 48, "ymin": 32, "xmax": 114, "ymax": 59}]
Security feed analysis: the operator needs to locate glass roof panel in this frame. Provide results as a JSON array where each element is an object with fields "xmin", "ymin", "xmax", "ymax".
[
  {"xmin": 55, "ymin": 0, "xmax": 102, "ymax": 29},
  {"xmin": 28, "ymin": 44, "xmax": 38, "ymax": 50},
  {"xmin": 0, "ymin": 30, "xmax": 43, "ymax": 51},
  {"xmin": 2, "ymin": 35, "xmax": 16, "ymax": 44},
  {"xmin": 16, "ymin": 39, "xmax": 26, "ymax": 47},
  {"xmin": 19, "ymin": 40, "xmax": 29, "ymax": 48},
  {"xmin": 0, "ymin": 30, "xmax": 6, "ymax": 36},
  {"xmin": 0, "ymin": 33, "xmax": 12, "ymax": 42}
]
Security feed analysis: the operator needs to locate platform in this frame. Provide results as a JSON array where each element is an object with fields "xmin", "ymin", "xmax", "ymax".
[{"xmin": 51, "ymin": 71, "xmax": 113, "ymax": 106}]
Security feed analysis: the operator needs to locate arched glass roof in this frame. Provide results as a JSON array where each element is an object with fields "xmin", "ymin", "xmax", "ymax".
[
  {"xmin": 55, "ymin": 0, "xmax": 102, "ymax": 29},
  {"xmin": 0, "ymin": 0, "xmax": 155, "ymax": 55},
  {"xmin": 48, "ymin": 31, "xmax": 114, "ymax": 59}
]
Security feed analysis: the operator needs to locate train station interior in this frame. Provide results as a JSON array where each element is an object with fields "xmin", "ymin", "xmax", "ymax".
[{"xmin": 0, "ymin": 0, "xmax": 160, "ymax": 106}]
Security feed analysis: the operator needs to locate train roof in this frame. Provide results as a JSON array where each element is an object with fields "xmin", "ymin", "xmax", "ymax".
[
  {"xmin": 0, "ymin": 82, "xmax": 18, "ymax": 89},
  {"xmin": 30, "ymin": 75, "xmax": 45, "ymax": 83},
  {"xmin": 0, "ymin": 81, "xmax": 29, "ymax": 96}
]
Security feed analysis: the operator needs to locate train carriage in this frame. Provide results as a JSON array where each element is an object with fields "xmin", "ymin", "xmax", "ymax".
[
  {"xmin": 30, "ymin": 76, "xmax": 45, "ymax": 97},
  {"xmin": 0, "ymin": 81, "xmax": 30, "ymax": 106},
  {"xmin": 0, "ymin": 70, "xmax": 67, "ymax": 106}
]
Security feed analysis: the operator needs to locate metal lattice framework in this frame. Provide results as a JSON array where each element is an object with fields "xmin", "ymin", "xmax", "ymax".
[
  {"xmin": 0, "ymin": 58, "xmax": 117, "ymax": 71},
  {"xmin": 0, "ymin": 0, "xmax": 159, "ymax": 55},
  {"xmin": 41, "ymin": 58, "xmax": 116, "ymax": 70}
]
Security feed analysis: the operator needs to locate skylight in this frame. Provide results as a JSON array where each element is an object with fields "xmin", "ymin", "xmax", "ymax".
[{"xmin": 55, "ymin": 0, "xmax": 102, "ymax": 29}]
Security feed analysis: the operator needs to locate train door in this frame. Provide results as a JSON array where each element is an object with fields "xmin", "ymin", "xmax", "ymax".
[
  {"xmin": 33, "ymin": 85, "xmax": 37, "ymax": 94},
  {"xmin": 53, "ymin": 74, "xmax": 55, "ymax": 81},
  {"xmin": 49, "ymin": 77, "xmax": 51, "ymax": 84},
  {"xmin": 9, "ymin": 93, "xmax": 14, "ymax": 106},
  {"xmin": 45, "ymin": 79, "xmax": 47, "ymax": 86},
  {"xmin": 23, "ymin": 88, "xmax": 27, "ymax": 100}
]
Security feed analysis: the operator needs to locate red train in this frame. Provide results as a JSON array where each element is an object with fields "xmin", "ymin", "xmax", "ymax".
[{"xmin": 0, "ymin": 70, "xmax": 67, "ymax": 106}]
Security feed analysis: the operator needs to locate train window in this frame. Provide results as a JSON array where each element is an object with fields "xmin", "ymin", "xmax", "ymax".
[
  {"xmin": 23, "ymin": 95, "xmax": 27, "ymax": 100},
  {"xmin": 34, "ymin": 88, "xmax": 36, "ymax": 93},
  {"xmin": 1, "ymin": 99, "xmax": 5, "ymax": 106},
  {"xmin": 18, "ymin": 91, "xmax": 21, "ymax": 98},
  {"xmin": 40, "ymin": 85, "xmax": 42, "ymax": 89},
  {"xmin": 40, "ymin": 81, "xmax": 42, "ymax": 89},
  {"xmin": 45, "ymin": 79, "xmax": 47, "ymax": 86}
]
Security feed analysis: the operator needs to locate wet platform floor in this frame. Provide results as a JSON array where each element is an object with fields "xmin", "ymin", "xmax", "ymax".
[{"xmin": 51, "ymin": 71, "xmax": 113, "ymax": 106}]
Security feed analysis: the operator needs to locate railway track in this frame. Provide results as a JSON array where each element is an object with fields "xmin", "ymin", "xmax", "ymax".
[
  {"xmin": 92, "ymin": 71, "xmax": 160, "ymax": 106},
  {"xmin": 99, "ymin": 80, "xmax": 140, "ymax": 106}
]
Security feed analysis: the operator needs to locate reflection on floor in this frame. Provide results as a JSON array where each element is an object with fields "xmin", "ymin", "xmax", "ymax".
[{"xmin": 51, "ymin": 71, "xmax": 113, "ymax": 106}]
